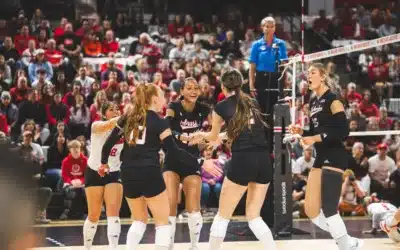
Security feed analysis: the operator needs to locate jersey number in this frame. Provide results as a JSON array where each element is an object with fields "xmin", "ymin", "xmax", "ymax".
[
  {"xmin": 110, "ymin": 148, "xmax": 118, "ymax": 157},
  {"xmin": 135, "ymin": 126, "xmax": 147, "ymax": 145},
  {"xmin": 312, "ymin": 117, "xmax": 319, "ymax": 128}
]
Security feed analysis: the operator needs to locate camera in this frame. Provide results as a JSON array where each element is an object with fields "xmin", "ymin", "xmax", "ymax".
[{"xmin": 348, "ymin": 175, "xmax": 355, "ymax": 182}]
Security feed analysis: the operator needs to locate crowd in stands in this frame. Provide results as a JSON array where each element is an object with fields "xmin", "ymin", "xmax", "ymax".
[{"xmin": 1, "ymin": 2, "xmax": 400, "ymax": 223}]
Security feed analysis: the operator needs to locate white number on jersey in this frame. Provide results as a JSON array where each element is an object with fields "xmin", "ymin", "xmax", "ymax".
[
  {"xmin": 135, "ymin": 126, "xmax": 147, "ymax": 145},
  {"xmin": 312, "ymin": 117, "xmax": 319, "ymax": 128}
]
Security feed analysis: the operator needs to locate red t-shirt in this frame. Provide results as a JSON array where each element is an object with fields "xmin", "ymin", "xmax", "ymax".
[
  {"xmin": 61, "ymin": 153, "xmax": 88, "ymax": 185},
  {"xmin": 45, "ymin": 49, "xmax": 63, "ymax": 66},
  {"xmin": 102, "ymin": 40, "xmax": 119, "ymax": 55}
]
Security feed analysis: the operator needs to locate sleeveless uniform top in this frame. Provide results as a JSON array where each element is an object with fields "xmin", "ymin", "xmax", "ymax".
[
  {"xmin": 214, "ymin": 95, "xmax": 268, "ymax": 152},
  {"xmin": 87, "ymin": 121, "xmax": 123, "ymax": 172},
  {"xmin": 167, "ymin": 101, "xmax": 210, "ymax": 156},
  {"xmin": 309, "ymin": 89, "xmax": 344, "ymax": 151}
]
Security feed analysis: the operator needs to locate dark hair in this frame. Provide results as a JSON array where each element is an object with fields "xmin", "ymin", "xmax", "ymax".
[
  {"xmin": 73, "ymin": 94, "xmax": 87, "ymax": 117},
  {"xmin": 101, "ymin": 101, "xmax": 114, "ymax": 120},
  {"xmin": 179, "ymin": 77, "xmax": 199, "ymax": 101},
  {"xmin": 221, "ymin": 68, "xmax": 267, "ymax": 140}
]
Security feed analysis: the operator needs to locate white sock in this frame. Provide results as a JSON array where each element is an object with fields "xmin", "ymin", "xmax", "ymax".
[
  {"xmin": 209, "ymin": 214, "xmax": 230, "ymax": 250},
  {"xmin": 83, "ymin": 219, "xmax": 98, "ymax": 249},
  {"xmin": 155, "ymin": 225, "xmax": 172, "ymax": 250},
  {"xmin": 248, "ymin": 217, "xmax": 276, "ymax": 250},
  {"xmin": 107, "ymin": 216, "xmax": 121, "ymax": 250},
  {"xmin": 188, "ymin": 212, "xmax": 203, "ymax": 249},
  {"xmin": 168, "ymin": 216, "xmax": 177, "ymax": 250},
  {"xmin": 326, "ymin": 214, "xmax": 350, "ymax": 250},
  {"xmin": 127, "ymin": 221, "xmax": 147, "ymax": 250},
  {"xmin": 311, "ymin": 210, "xmax": 329, "ymax": 232}
]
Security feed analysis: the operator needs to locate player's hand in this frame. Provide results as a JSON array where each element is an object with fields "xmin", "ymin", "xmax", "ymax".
[
  {"xmin": 250, "ymin": 89, "xmax": 257, "ymax": 97},
  {"xmin": 98, "ymin": 164, "xmax": 110, "ymax": 177},
  {"xmin": 300, "ymin": 136, "xmax": 315, "ymax": 148},
  {"xmin": 201, "ymin": 159, "xmax": 223, "ymax": 178},
  {"xmin": 188, "ymin": 131, "xmax": 207, "ymax": 146},
  {"xmin": 288, "ymin": 124, "xmax": 303, "ymax": 135}
]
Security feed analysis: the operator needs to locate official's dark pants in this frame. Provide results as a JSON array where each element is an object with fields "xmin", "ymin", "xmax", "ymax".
[{"xmin": 255, "ymin": 71, "xmax": 280, "ymax": 154}]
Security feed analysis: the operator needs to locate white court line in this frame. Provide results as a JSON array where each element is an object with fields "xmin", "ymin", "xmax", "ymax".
[{"xmin": 45, "ymin": 237, "xmax": 72, "ymax": 249}]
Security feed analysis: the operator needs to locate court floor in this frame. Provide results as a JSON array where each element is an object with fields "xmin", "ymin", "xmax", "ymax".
[
  {"xmin": 33, "ymin": 239, "xmax": 400, "ymax": 250},
  {"xmin": 32, "ymin": 217, "xmax": 400, "ymax": 249}
]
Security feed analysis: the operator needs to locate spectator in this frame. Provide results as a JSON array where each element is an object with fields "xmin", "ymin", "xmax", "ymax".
[
  {"xmin": 389, "ymin": 150, "xmax": 400, "ymax": 206},
  {"xmin": 368, "ymin": 143, "xmax": 396, "ymax": 200},
  {"xmin": 68, "ymin": 94, "xmax": 90, "ymax": 138},
  {"xmin": 62, "ymin": 81, "xmax": 82, "ymax": 108},
  {"xmin": 89, "ymin": 89, "xmax": 107, "ymax": 122},
  {"xmin": 168, "ymin": 15, "xmax": 185, "ymax": 38},
  {"xmin": 82, "ymin": 31, "xmax": 102, "ymax": 58},
  {"xmin": 53, "ymin": 17, "xmax": 68, "ymax": 40},
  {"xmin": 339, "ymin": 169, "xmax": 366, "ymax": 216},
  {"xmin": 384, "ymin": 120, "xmax": 400, "ymax": 153},
  {"xmin": 0, "ymin": 91, "xmax": 17, "ymax": 127},
  {"xmin": 313, "ymin": 10, "xmax": 331, "ymax": 34},
  {"xmin": 0, "ymin": 54, "xmax": 12, "ymax": 87},
  {"xmin": 75, "ymin": 66, "xmax": 95, "ymax": 97},
  {"xmin": 102, "ymin": 30, "xmax": 119, "ymax": 56},
  {"xmin": 169, "ymin": 69, "xmax": 186, "ymax": 94},
  {"xmin": 169, "ymin": 38, "xmax": 186, "ymax": 62},
  {"xmin": 44, "ymin": 39, "xmax": 63, "ymax": 68},
  {"xmin": 31, "ymin": 67, "xmax": 52, "ymax": 89},
  {"xmin": 100, "ymin": 59, "xmax": 124, "ymax": 82},
  {"xmin": 378, "ymin": 106, "xmax": 393, "ymax": 130},
  {"xmin": 221, "ymin": 30, "xmax": 242, "ymax": 59},
  {"xmin": 152, "ymin": 72, "xmax": 168, "ymax": 90},
  {"xmin": 347, "ymin": 102, "xmax": 367, "ymax": 130},
  {"xmin": 14, "ymin": 25, "xmax": 37, "ymax": 55},
  {"xmin": 58, "ymin": 23, "xmax": 81, "ymax": 67},
  {"xmin": 45, "ymin": 133, "xmax": 69, "ymax": 189},
  {"xmin": 0, "ymin": 36, "xmax": 19, "ymax": 63},
  {"xmin": 346, "ymin": 82, "xmax": 362, "ymax": 103},
  {"xmin": 292, "ymin": 147, "xmax": 314, "ymax": 182},
  {"xmin": 17, "ymin": 90, "xmax": 47, "ymax": 135},
  {"xmin": 377, "ymin": 16, "xmax": 396, "ymax": 37},
  {"xmin": 46, "ymin": 93, "xmax": 70, "ymax": 130},
  {"xmin": 186, "ymin": 41, "xmax": 209, "ymax": 61},
  {"xmin": 348, "ymin": 142, "xmax": 370, "ymax": 192},
  {"xmin": 240, "ymin": 30, "xmax": 255, "ymax": 59},
  {"xmin": 201, "ymin": 145, "xmax": 223, "ymax": 209},
  {"xmin": 19, "ymin": 130, "xmax": 44, "ymax": 165},
  {"xmin": 60, "ymin": 140, "xmax": 87, "ymax": 219},
  {"xmin": 18, "ymin": 39, "xmax": 36, "ymax": 70},
  {"xmin": 10, "ymin": 76, "xmax": 30, "ymax": 105},
  {"xmin": 359, "ymin": 90, "xmax": 379, "ymax": 117},
  {"xmin": 28, "ymin": 49, "xmax": 53, "ymax": 83}
]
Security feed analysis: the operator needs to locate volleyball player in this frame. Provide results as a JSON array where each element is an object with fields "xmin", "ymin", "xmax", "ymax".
[
  {"xmin": 100, "ymin": 83, "xmax": 221, "ymax": 250},
  {"xmin": 379, "ymin": 207, "xmax": 400, "ymax": 241},
  {"xmin": 288, "ymin": 63, "xmax": 363, "ymax": 250},
  {"xmin": 164, "ymin": 77, "xmax": 210, "ymax": 250},
  {"xmin": 84, "ymin": 102, "xmax": 123, "ymax": 250},
  {"xmin": 189, "ymin": 68, "xmax": 276, "ymax": 250}
]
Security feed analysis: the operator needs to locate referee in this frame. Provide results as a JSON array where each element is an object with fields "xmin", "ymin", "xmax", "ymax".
[{"xmin": 249, "ymin": 16, "xmax": 288, "ymax": 153}]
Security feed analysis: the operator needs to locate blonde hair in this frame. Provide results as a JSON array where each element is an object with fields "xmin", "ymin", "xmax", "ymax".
[
  {"xmin": 68, "ymin": 140, "xmax": 81, "ymax": 149},
  {"xmin": 124, "ymin": 83, "xmax": 160, "ymax": 146}
]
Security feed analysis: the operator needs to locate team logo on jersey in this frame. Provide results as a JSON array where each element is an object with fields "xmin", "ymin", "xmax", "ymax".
[
  {"xmin": 180, "ymin": 119, "xmax": 200, "ymax": 130},
  {"xmin": 310, "ymin": 106, "xmax": 323, "ymax": 117}
]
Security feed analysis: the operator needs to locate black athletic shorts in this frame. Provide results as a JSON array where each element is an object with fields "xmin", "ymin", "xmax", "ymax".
[
  {"xmin": 162, "ymin": 159, "xmax": 201, "ymax": 179},
  {"xmin": 84, "ymin": 167, "xmax": 122, "ymax": 187},
  {"xmin": 121, "ymin": 166, "xmax": 166, "ymax": 199},
  {"xmin": 313, "ymin": 147, "xmax": 348, "ymax": 170},
  {"xmin": 227, "ymin": 150, "xmax": 272, "ymax": 186}
]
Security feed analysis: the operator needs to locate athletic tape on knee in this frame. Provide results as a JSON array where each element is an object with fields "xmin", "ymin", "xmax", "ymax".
[
  {"xmin": 248, "ymin": 217, "xmax": 269, "ymax": 240},
  {"xmin": 210, "ymin": 214, "xmax": 230, "ymax": 238},
  {"xmin": 321, "ymin": 168, "xmax": 342, "ymax": 217},
  {"xmin": 155, "ymin": 225, "xmax": 172, "ymax": 247}
]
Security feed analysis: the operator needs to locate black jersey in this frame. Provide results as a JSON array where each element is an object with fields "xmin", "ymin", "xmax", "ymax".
[
  {"xmin": 167, "ymin": 101, "xmax": 210, "ymax": 156},
  {"xmin": 102, "ymin": 110, "xmax": 169, "ymax": 169},
  {"xmin": 214, "ymin": 95, "xmax": 268, "ymax": 152},
  {"xmin": 308, "ymin": 89, "xmax": 346, "ymax": 150}
]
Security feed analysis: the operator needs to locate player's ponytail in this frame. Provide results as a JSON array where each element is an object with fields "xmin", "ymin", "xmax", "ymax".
[
  {"xmin": 221, "ymin": 69, "xmax": 267, "ymax": 140},
  {"xmin": 124, "ymin": 83, "xmax": 158, "ymax": 146}
]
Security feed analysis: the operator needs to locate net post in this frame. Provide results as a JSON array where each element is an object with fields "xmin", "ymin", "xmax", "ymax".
[
  {"xmin": 291, "ymin": 61, "xmax": 296, "ymax": 125},
  {"xmin": 272, "ymin": 103, "xmax": 293, "ymax": 237}
]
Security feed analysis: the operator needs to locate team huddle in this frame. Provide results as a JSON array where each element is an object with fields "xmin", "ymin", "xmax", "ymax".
[{"xmin": 82, "ymin": 65, "xmax": 400, "ymax": 250}]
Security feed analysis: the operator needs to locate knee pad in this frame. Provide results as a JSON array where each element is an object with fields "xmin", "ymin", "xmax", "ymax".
[
  {"xmin": 155, "ymin": 225, "xmax": 172, "ymax": 247},
  {"xmin": 130, "ymin": 221, "xmax": 147, "ymax": 237},
  {"xmin": 248, "ymin": 217, "xmax": 270, "ymax": 240},
  {"xmin": 188, "ymin": 212, "xmax": 203, "ymax": 230},
  {"xmin": 321, "ymin": 168, "xmax": 342, "ymax": 217},
  {"xmin": 210, "ymin": 214, "xmax": 230, "ymax": 238}
]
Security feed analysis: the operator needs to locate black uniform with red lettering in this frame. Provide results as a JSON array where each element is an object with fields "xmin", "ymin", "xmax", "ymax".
[
  {"xmin": 101, "ymin": 110, "xmax": 204, "ymax": 199},
  {"xmin": 164, "ymin": 101, "xmax": 210, "ymax": 178},
  {"xmin": 305, "ymin": 89, "xmax": 349, "ymax": 169},
  {"xmin": 215, "ymin": 95, "xmax": 271, "ymax": 186}
]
